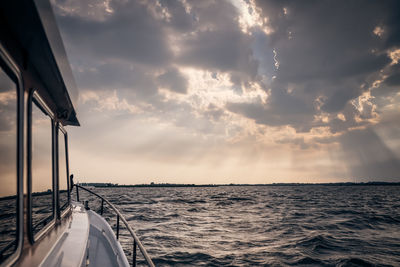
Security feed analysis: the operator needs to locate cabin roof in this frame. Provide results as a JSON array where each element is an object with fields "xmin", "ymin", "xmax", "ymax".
[{"xmin": 0, "ymin": 0, "xmax": 79, "ymax": 126}]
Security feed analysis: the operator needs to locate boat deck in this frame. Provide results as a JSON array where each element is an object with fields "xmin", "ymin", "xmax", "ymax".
[
  {"xmin": 87, "ymin": 208, "xmax": 129, "ymax": 267},
  {"xmin": 15, "ymin": 202, "xmax": 129, "ymax": 267}
]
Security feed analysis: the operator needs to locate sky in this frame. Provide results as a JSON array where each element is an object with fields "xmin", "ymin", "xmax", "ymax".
[{"xmin": 50, "ymin": 0, "xmax": 400, "ymax": 184}]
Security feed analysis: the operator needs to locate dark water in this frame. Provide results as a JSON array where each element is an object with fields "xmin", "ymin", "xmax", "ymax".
[
  {"xmin": 0, "ymin": 196, "xmax": 17, "ymax": 259},
  {"xmin": 32, "ymin": 192, "xmax": 54, "ymax": 236},
  {"xmin": 76, "ymin": 186, "xmax": 400, "ymax": 266}
]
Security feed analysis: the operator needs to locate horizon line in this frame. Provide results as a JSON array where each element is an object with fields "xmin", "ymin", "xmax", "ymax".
[{"xmin": 77, "ymin": 181, "xmax": 400, "ymax": 187}]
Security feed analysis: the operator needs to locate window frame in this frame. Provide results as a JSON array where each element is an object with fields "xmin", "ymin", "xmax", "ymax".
[
  {"xmin": 27, "ymin": 90, "xmax": 56, "ymax": 244},
  {"xmin": 57, "ymin": 123, "xmax": 70, "ymax": 218},
  {"xmin": 0, "ymin": 44, "xmax": 24, "ymax": 266}
]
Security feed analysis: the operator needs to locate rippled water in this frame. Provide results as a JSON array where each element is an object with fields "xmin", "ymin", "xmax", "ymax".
[
  {"xmin": 75, "ymin": 185, "xmax": 400, "ymax": 266},
  {"xmin": 0, "ymin": 196, "xmax": 17, "ymax": 259}
]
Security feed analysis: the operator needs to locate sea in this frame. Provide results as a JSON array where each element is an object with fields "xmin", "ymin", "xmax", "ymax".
[{"xmin": 75, "ymin": 185, "xmax": 400, "ymax": 266}]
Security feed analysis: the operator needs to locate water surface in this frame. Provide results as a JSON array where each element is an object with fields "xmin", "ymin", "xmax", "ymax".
[{"xmin": 76, "ymin": 185, "xmax": 400, "ymax": 266}]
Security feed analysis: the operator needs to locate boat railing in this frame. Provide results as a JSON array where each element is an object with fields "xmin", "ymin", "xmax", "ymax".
[{"xmin": 74, "ymin": 184, "xmax": 155, "ymax": 267}]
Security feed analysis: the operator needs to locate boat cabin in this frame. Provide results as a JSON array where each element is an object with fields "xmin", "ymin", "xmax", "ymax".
[
  {"xmin": 0, "ymin": 0, "xmax": 80, "ymax": 266},
  {"xmin": 0, "ymin": 1, "xmax": 156, "ymax": 266}
]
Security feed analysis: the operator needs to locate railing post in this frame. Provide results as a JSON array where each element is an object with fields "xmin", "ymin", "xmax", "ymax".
[
  {"xmin": 76, "ymin": 185, "xmax": 80, "ymax": 202},
  {"xmin": 133, "ymin": 240, "xmax": 137, "ymax": 267},
  {"xmin": 101, "ymin": 199, "xmax": 104, "ymax": 215},
  {"xmin": 116, "ymin": 215, "xmax": 120, "ymax": 240}
]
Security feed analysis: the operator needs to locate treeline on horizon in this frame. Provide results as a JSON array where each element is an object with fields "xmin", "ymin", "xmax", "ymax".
[{"xmin": 77, "ymin": 181, "xmax": 400, "ymax": 188}]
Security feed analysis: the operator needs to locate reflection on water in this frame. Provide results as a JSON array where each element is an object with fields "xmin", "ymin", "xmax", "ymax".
[
  {"xmin": 32, "ymin": 190, "xmax": 53, "ymax": 236},
  {"xmin": 31, "ymin": 99, "xmax": 53, "ymax": 236},
  {"xmin": 74, "ymin": 185, "xmax": 400, "ymax": 266},
  {"xmin": 0, "ymin": 191, "xmax": 54, "ymax": 258},
  {"xmin": 0, "ymin": 196, "xmax": 16, "ymax": 260},
  {"xmin": 0, "ymin": 62, "xmax": 17, "ymax": 261},
  {"xmin": 59, "ymin": 190, "xmax": 69, "ymax": 211}
]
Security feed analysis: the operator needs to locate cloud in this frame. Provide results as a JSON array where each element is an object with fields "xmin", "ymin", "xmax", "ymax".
[
  {"xmin": 50, "ymin": 0, "xmax": 400, "ymax": 182},
  {"xmin": 178, "ymin": 29, "xmax": 258, "ymax": 77},
  {"xmin": 0, "ymin": 91, "xmax": 17, "ymax": 133},
  {"xmin": 176, "ymin": 1, "xmax": 261, "ymax": 90},
  {"xmin": 53, "ymin": 0, "xmax": 261, "ymax": 107},
  {"xmin": 226, "ymin": 99, "xmax": 313, "ymax": 131},
  {"xmin": 52, "ymin": 0, "xmax": 266, "ymax": 137},
  {"xmin": 384, "ymin": 62, "xmax": 400, "ymax": 87},
  {"xmin": 224, "ymin": 0, "xmax": 399, "ymax": 133},
  {"xmin": 52, "ymin": 0, "xmax": 172, "ymax": 66},
  {"xmin": 157, "ymin": 67, "xmax": 188, "ymax": 94},
  {"xmin": 204, "ymin": 103, "xmax": 225, "ymax": 121}
]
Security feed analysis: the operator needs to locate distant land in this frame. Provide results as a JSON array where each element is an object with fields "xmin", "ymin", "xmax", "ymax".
[{"xmin": 77, "ymin": 181, "xmax": 400, "ymax": 188}]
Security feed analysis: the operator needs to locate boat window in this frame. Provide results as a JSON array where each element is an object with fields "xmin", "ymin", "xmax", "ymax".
[
  {"xmin": 58, "ymin": 127, "xmax": 69, "ymax": 213},
  {"xmin": 31, "ymin": 100, "xmax": 54, "ymax": 237},
  {"xmin": 0, "ymin": 66, "xmax": 18, "ymax": 262}
]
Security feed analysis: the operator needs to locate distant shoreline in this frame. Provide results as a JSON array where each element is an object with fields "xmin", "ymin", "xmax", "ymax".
[{"xmin": 77, "ymin": 181, "xmax": 400, "ymax": 188}]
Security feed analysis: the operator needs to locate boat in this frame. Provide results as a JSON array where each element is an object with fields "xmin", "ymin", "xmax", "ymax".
[{"xmin": 0, "ymin": 0, "xmax": 154, "ymax": 266}]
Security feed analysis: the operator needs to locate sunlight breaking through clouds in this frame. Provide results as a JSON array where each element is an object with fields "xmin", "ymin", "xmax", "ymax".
[
  {"xmin": 80, "ymin": 90, "xmax": 142, "ymax": 114},
  {"xmin": 180, "ymin": 68, "xmax": 268, "ymax": 107},
  {"xmin": 51, "ymin": 0, "xmax": 400, "ymax": 183},
  {"xmin": 232, "ymin": 0, "xmax": 273, "ymax": 35}
]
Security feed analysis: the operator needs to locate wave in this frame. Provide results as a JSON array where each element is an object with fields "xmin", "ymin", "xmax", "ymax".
[
  {"xmin": 71, "ymin": 185, "xmax": 400, "ymax": 266},
  {"xmin": 336, "ymin": 257, "xmax": 378, "ymax": 267}
]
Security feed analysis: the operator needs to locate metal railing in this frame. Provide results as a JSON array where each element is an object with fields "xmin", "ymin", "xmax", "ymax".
[{"xmin": 75, "ymin": 184, "xmax": 155, "ymax": 267}]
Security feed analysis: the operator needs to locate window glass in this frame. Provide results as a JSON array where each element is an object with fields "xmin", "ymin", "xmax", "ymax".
[
  {"xmin": 58, "ymin": 129, "xmax": 68, "ymax": 212},
  {"xmin": 0, "ymin": 67, "xmax": 17, "ymax": 261},
  {"xmin": 31, "ymin": 102, "xmax": 53, "ymax": 236}
]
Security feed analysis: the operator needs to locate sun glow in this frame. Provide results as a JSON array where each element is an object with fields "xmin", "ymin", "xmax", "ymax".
[{"xmin": 232, "ymin": 0, "xmax": 273, "ymax": 35}]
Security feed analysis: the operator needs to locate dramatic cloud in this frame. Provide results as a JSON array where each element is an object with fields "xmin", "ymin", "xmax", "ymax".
[
  {"xmin": 50, "ymin": 0, "xmax": 400, "ymax": 183},
  {"xmin": 228, "ymin": 0, "xmax": 399, "ymax": 134},
  {"xmin": 54, "ymin": 0, "xmax": 172, "ymax": 65}
]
